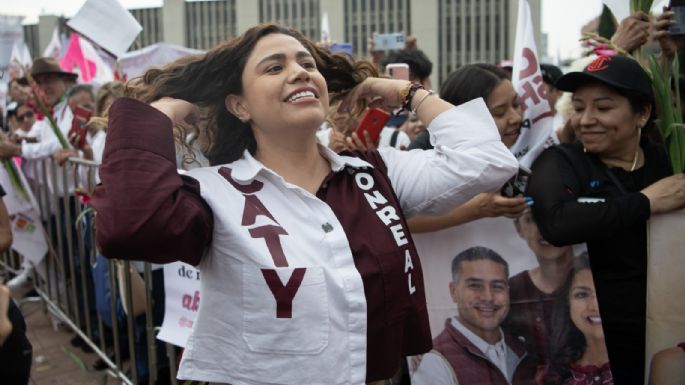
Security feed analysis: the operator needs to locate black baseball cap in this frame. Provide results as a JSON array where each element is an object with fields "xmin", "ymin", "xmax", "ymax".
[
  {"xmin": 555, "ymin": 55, "xmax": 653, "ymax": 102},
  {"xmin": 540, "ymin": 63, "xmax": 563, "ymax": 86}
]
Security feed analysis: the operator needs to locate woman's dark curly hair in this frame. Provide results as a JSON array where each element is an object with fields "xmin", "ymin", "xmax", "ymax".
[
  {"xmin": 538, "ymin": 253, "xmax": 592, "ymax": 385},
  {"xmin": 125, "ymin": 23, "xmax": 378, "ymax": 165}
]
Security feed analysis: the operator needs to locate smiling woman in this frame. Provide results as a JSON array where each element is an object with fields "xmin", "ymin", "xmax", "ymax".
[
  {"xmin": 526, "ymin": 55, "xmax": 685, "ymax": 385},
  {"xmin": 538, "ymin": 253, "xmax": 612, "ymax": 385},
  {"xmin": 90, "ymin": 23, "xmax": 519, "ymax": 384}
]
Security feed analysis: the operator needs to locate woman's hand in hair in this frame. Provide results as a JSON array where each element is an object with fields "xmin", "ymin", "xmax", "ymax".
[
  {"xmin": 641, "ymin": 174, "xmax": 685, "ymax": 215},
  {"xmin": 339, "ymin": 78, "xmax": 411, "ymax": 112},
  {"xmin": 150, "ymin": 97, "xmax": 199, "ymax": 126}
]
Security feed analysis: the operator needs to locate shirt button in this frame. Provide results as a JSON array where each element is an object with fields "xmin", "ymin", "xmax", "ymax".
[
  {"xmin": 535, "ymin": 317, "xmax": 542, "ymax": 322},
  {"xmin": 322, "ymin": 223, "xmax": 333, "ymax": 233}
]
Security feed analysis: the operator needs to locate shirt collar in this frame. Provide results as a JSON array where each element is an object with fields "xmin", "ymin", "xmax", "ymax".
[
  {"xmin": 450, "ymin": 316, "xmax": 505, "ymax": 356},
  {"xmin": 229, "ymin": 143, "xmax": 374, "ymax": 183}
]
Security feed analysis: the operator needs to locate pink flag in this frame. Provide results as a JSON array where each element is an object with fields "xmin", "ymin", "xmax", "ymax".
[{"xmin": 59, "ymin": 33, "xmax": 113, "ymax": 85}]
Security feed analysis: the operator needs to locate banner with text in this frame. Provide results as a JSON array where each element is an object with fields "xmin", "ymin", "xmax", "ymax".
[{"xmin": 157, "ymin": 261, "xmax": 201, "ymax": 347}]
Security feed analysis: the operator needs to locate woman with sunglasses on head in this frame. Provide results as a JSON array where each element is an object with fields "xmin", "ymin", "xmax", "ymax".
[
  {"xmin": 525, "ymin": 55, "xmax": 685, "ymax": 385},
  {"xmin": 90, "ymin": 24, "xmax": 518, "ymax": 384}
]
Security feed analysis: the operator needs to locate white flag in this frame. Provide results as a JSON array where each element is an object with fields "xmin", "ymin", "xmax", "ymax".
[
  {"xmin": 0, "ymin": 160, "xmax": 47, "ymax": 266},
  {"xmin": 43, "ymin": 27, "xmax": 63, "ymax": 59},
  {"xmin": 0, "ymin": 15, "xmax": 25, "ymax": 82},
  {"xmin": 321, "ymin": 12, "xmax": 330, "ymax": 43},
  {"xmin": 8, "ymin": 42, "xmax": 31, "ymax": 79},
  {"xmin": 119, "ymin": 42, "xmax": 202, "ymax": 79},
  {"xmin": 67, "ymin": 0, "xmax": 142, "ymax": 57},
  {"xmin": 510, "ymin": 0, "xmax": 556, "ymax": 168}
]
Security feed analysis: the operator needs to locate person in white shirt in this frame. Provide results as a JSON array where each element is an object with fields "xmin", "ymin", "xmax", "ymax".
[
  {"xmin": 0, "ymin": 59, "xmax": 78, "ymax": 298},
  {"xmin": 0, "ymin": 57, "xmax": 77, "ymax": 196},
  {"xmin": 91, "ymin": 24, "xmax": 518, "ymax": 385},
  {"xmin": 412, "ymin": 246, "xmax": 535, "ymax": 385}
]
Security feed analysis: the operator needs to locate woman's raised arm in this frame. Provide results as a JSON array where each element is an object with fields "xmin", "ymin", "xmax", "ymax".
[{"xmin": 91, "ymin": 98, "xmax": 213, "ymax": 265}]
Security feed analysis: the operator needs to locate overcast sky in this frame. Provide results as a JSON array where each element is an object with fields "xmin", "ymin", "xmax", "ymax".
[{"xmin": 0, "ymin": 0, "xmax": 670, "ymax": 60}]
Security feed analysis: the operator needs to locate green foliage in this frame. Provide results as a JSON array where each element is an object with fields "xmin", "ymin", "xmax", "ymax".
[
  {"xmin": 598, "ymin": 5, "xmax": 617, "ymax": 39},
  {"xmin": 649, "ymin": 55, "xmax": 685, "ymax": 173},
  {"xmin": 61, "ymin": 347, "xmax": 87, "ymax": 371},
  {"xmin": 631, "ymin": 0, "xmax": 654, "ymax": 13}
]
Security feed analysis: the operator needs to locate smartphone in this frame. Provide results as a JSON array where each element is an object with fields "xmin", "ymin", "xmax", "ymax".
[
  {"xmin": 373, "ymin": 32, "xmax": 405, "ymax": 51},
  {"xmin": 69, "ymin": 106, "xmax": 92, "ymax": 148},
  {"xmin": 670, "ymin": 0, "xmax": 685, "ymax": 35},
  {"xmin": 355, "ymin": 108, "xmax": 390, "ymax": 147},
  {"xmin": 386, "ymin": 63, "xmax": 410, "ymax": 81},
  {"xmin": 501, "ymin": 164, "xmax": 532, "ymax": 198}
]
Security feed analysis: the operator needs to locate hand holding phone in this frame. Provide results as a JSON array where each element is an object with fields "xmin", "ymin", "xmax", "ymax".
[
  {"xmin": 373, "ymin": 33, "xmax": 406, "ymax": 51},
  {"xmin": 501, "ymin": 165, "xmax": 532, "ymax": 198},
  {"xmin": 670, "ymin": 0, "xmax": 685, "ymax": 35},
  {"xmin": 354, "ymin": 108, "xmax": 390, "ymax": 147}
]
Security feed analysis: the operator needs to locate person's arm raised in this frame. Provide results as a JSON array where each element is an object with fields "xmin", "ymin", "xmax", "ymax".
[
  {"xmin": 339, "ymin": 78, "xmax": 453, "ymax": 127},
  {"xmin": 341, "ymin": 78, "xmax": 518, "ymax": 217},
  {"xmin": 90, "ymin": 98, "xmax": 212, "ymax": 266}
]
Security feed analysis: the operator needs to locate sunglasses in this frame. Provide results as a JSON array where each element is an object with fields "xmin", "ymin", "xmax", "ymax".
[{"xmin": 16, "ymin": 111, "xmax": 34, "ymax": 123}]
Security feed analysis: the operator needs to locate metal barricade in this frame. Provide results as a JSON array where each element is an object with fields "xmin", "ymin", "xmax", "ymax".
[{"xmin": 1, "ymin": 156, "xmax": 180, "ymax": 385}]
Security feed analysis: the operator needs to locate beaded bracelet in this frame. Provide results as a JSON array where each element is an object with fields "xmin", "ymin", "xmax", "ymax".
[{"xmin": 398, "ymin": 82, "xmax": 425, "ymax": 113}]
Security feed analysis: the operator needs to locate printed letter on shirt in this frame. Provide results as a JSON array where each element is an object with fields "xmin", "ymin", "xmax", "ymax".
[
  {"xmin": 219, "ymin": 167, "xmax": 264, "ymax": 194},
  {"xmin": 249, "ymin": 225, "xmax": 290, "ymax": 267},
  {"xmin": 364, "ymin": 190, "xmax": 388, "ymax": 210},
  {"xmin": 390, "ymin": 224, "xmax": 408, "ymax": 246},
  {"xmin": 376, "ymin": 205, "xmax": 400, "ymax": 226},
  {"xmin": 354, "ymin": 172, "xmax": 375, "ymax": 191},
  {"xmin": 404, "ymin": 250, "xmax": 416, "ymax": 294},
  {"xmin": 242, "ymin": 194, "xmax": 278, "ymax": 226},
  {"xmin": 261, "ymin": 268, "xmax": 307, "ymax": 318}
]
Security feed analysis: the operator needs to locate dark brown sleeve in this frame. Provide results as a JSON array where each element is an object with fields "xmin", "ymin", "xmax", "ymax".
[{"xmin": 90, "ymin": 98, "xmax": 213, "ymax": 266}]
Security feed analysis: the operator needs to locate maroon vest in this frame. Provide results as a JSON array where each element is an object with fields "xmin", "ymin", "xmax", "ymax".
[
  {"xmin": 320, "ymin": 150, "xmax": 432, "ymax": 381},
  {"xmin": 432, "ymin": 319, "xmax": 537, "ymax": 385}
]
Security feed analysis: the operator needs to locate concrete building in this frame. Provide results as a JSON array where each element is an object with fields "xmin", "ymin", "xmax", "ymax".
[{"xmin": 22, "ymin": 0, "xmax": 542, "ymax": 90}]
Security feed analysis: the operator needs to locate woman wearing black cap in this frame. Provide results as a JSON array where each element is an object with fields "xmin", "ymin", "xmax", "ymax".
[{"xmin": 525, "ymin": 54, "xmax": 685, "ymax": 385}]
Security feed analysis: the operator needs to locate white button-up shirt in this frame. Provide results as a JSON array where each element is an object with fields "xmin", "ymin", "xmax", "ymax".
[
  {"xmin": 21, "ymin": 99, "xmax": 74, "ymax": 197},
  {"xmin": 175, "ymin": 99, "xmax": 518, "ymax": 385}
]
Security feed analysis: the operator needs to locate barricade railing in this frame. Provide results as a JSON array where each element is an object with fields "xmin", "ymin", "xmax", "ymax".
[{"xmin": 1, "ymin": 156, "xmax": 180, "ymax": 385}]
